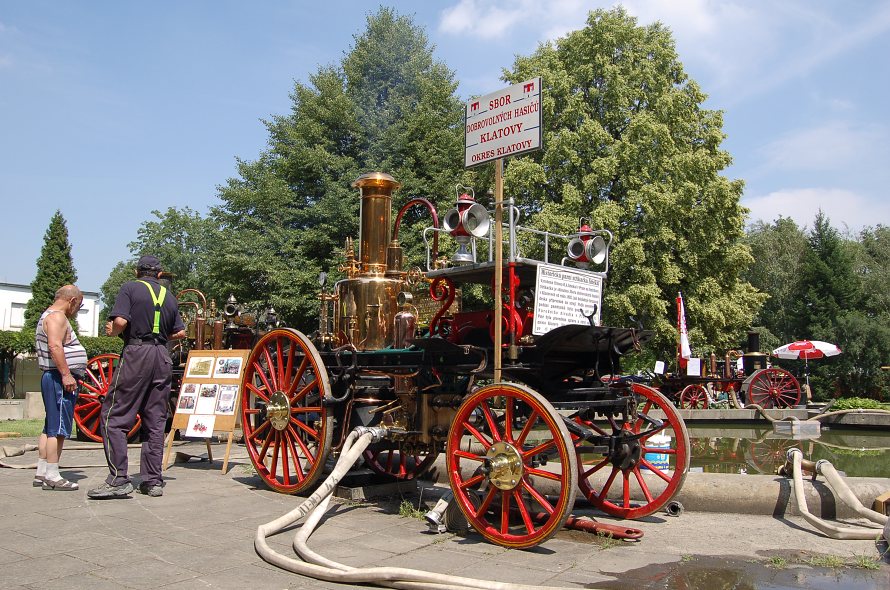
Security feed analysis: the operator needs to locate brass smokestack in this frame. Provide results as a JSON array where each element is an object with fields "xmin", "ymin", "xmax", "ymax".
[{"xmin": 352, "ymin": 172, "xmax": 401, "ymax": 276}]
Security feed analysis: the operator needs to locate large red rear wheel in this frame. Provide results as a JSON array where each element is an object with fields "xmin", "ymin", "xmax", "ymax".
[
  {"xmin": 446, "ymin": 382, "xmax": 577, "ymax": 549},
  {"xmin": 679, "ymin": 384, "xmax": 709, "ymax": 409},
  {"xmin": 744, "ymin": 368, "xmax": 801, "ymax": 409},
  {"xmin": 240, "ymin": 329, "xmax": 333, "ymax": 494},
  {"xmin": 575, "ymin": 383, "xmax": 690, "ymax": 519},
  {"xmin": 75, "ymin": 354, "xmax": 141, "ymax": 442}
]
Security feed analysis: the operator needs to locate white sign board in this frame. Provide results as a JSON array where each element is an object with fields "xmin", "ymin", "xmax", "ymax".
[
  {"xmin": 532, "ymin": 263, "xmax": 603, "ymax": 335},
  {"xmin": 465, "ymin": 77, "xmax": 542, "ymax": 167}
]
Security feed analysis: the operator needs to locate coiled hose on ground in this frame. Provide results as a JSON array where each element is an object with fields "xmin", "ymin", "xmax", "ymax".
[{"xmin": 255, "ymin": 426, "xmax": 590, "ymax": 590}]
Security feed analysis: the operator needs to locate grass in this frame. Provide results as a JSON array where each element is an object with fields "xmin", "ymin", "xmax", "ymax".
[
  {"xmin": 804, "ymin": 554, "xmax": 846, "ymax": 569},
  {"xmin": 1, "ymin": 419, "xmax": 44, "ymax": 437},
  {"xmin": 398, "ymin": 499, "xmax": 426, "ymax": 520},
  {"xmin": 852, "ymin": 554, "xmax": 881, "ymax": 570},
  {"xmin": 766, "ymin": 556, "xmax": 788, "ymax": 569},
  {"xmin": 680, "ymin": 554, "xmax": 695, "ymax": 563},
  {"xmin": 236, "ymin": 463, "xmax": 257, "ymax": 475},
  {"xmin": 594, "ymin": 530, "xmax": 622, "ymax": 550}
]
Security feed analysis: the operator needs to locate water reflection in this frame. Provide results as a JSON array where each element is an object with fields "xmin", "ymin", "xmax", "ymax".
[
  {"xmin": 688, "ymin": 425, "xmax": 890, "ymax": 476},
  {"xmin": 595, "ymin": 555, "xmax": 888, "ymax": 590}
]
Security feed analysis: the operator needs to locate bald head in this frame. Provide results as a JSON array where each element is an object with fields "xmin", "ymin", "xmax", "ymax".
[{"xmin": 55, "ymin": 285, "xmax": 82, "ymax": 301}]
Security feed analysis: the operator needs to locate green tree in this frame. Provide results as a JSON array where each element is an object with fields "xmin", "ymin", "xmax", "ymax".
[
  {"xmin": 211, "ymin": 7, "xmax": 467, "ymax": 328},
  {"xmin": 99, "ymin": 260, "xmax": 136, "ymax": 322},
  {"xmin": 502, "ymin": 7, "xmax": 763, "ymax": 356},
  {"xmin": 24, "ymin": 211, "xmax": 78, "ymax": 331},
  {"xmin": 100, "ymin": 207, "xmax": 218, "ymax": 317},
  {"xmin": 744, "ymin": 217, "xmax": 808, "ymax": 343},
  {"xmin": 791, "ymin": 211, "xmax": 860, "ymax": 340}
]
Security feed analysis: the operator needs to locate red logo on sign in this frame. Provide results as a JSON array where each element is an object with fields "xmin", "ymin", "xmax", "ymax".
[
  {"xmin": 470, "ymin": 101, "xmax": 479, "ymax": 112},
  {"xmin": 524, "ymin": 82, "xmax": 535, "ymax": 93}
]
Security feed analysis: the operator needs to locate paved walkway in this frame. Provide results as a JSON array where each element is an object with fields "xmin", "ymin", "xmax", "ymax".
[{"xmin": 1, "ymin": 436, "xmax": 888, "ymax": 589}]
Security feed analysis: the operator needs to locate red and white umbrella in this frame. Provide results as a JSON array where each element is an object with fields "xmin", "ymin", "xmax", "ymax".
[
  {"xmin": 772, "ymin": 340, "xmax": 842, "ymax": 360},
  {"xmin": 772, "ymin": 340, "xmax": 842, "ymax": 389}
]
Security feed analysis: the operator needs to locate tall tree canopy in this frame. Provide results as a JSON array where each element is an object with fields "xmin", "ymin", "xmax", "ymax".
[
  {"xmin": 99, "ymin": 207, "xmax": 217, "ymax": 317},
  {"xmin": 210, "ymin": 7, "xmax": 467, "ymax": 327},
  {"xmin": 501, "ymin": 8, "xmax": 762, "ymax": 356},
  {"xmin": 744, "ymin": 217, "xmax": 808, "ymax": 344},
  {"xmin": 24, "ymin": 211, "xmax": 78, "ymax": 331}
]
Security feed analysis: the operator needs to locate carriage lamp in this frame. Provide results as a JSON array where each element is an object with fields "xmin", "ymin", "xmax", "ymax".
[
  {"xmin": 224, "ymin": 294, "xmax": 240, "ymax": 330},
  {"xmin": 565, "ymin": 221, "xmax": 610, "ymax": 271},
  {"xmin": 442, "ymin": 191, "xmax": 490, "ymax": 265},
  {"xmin": 264, "ymin": 305, "xmax": 279, "ymax": 330}
]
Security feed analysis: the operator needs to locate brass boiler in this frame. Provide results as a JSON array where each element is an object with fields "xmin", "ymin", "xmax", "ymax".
[{"xmin": 335, "ymin": 172, "xmax": 405, "ymax": 350}]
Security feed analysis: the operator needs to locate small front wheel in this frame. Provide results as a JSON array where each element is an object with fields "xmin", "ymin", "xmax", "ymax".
[{"xmin": 446, "ymin": 382, "xmax": 577, "ymax": 549}]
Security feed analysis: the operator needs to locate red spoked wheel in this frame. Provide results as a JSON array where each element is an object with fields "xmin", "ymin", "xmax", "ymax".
[
  {"xmin": 446, "ymin": 382, "xmax": 577, "ymax": 549},
  {"xmin": 743, "ymin": 368, "xmax": 801, "ymax": 409},
  {"xmin": 575, "ymin": 383, "xmax": 690, "ymax": 519},
  {"xmin": 363, "ymin": 445, "xmax": 438, "ymax": 480},
  {"xmin": 75, "ymin": 354, "xmax": 141, "ymax": 442},
  {"xmin": 240, "ymin": 329, "xmax": 333, "ymax": 494},
  {"xmin": 746, "ymin": 437, "xmax": 797, "ymax": 474},
  {"xmin": 679, "ymin": 384, "xmax": 709, "ymax": 409}
]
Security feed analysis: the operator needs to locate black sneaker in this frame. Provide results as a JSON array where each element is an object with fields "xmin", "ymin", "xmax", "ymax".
[
  {"xmin": 138, "ymin": 482, "xmax": 163, "ymax": 497},
  {"xmin": 87, "ymin": 481, "xmax": 134, "ymax": 499}
]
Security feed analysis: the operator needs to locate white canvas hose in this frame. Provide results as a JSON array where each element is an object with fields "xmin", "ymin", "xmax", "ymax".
[
  {"xmin": 255, "ymin": 426, "xmax": 589, "ymax": 590},
  {"xmin": 787, "ymin": 449, "xmax": 885, "ymax": 540}
]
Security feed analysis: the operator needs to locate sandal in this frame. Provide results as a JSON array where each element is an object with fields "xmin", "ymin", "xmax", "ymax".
[
  {"xmin": 32, "ymin": 475, "xmax": 46, "ymax": 487},
  {"xmin": 42, "ymin": 478, "xmax": 79, "ymax": 491}
]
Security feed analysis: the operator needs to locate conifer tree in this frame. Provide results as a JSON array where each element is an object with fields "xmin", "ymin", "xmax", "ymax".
[
  {"xmin": 211, "ymin": 7, "xmax": 466, "ymax": 328},
  {"xmin": 24, "ymin": 211, "xmax": 78, "ymax": 331}
]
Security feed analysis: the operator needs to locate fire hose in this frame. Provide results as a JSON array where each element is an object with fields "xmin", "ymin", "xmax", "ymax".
[
  {"xmin": 781, "ymin": 448, "xmax": 887, "ymax": 541},
  {"xmin": 255, "ymin": 426, "xmax": 596, "ymax": 590}
]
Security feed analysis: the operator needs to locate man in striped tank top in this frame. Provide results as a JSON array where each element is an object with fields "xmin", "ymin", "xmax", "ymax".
[{"xmin": 35, "ymin": 284, "xmax": 88, "ymax": 491}]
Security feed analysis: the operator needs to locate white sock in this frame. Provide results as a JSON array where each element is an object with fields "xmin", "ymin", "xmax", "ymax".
[
  {"xmin": 45, "ymin": 463, "xmax": 61, "ymax": 482},
  {"xmin": 36, "ymin": 458, "xmax": 47, "ymax": 477}
]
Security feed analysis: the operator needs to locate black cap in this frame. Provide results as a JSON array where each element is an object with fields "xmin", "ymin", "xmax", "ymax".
[{"xmin": 136, "ymin": 255, "xmax": 162, "ymax": 271}]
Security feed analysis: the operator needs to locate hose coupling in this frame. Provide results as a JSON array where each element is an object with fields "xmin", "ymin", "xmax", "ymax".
[
  {"xmin": 423, "ymin": 491, "xmax": 454, "ymax": 534},
  {"xmin": 353, "ymin": 426, "xmax": 389, "ymax": 443},
  {"xmin": 665, "ymin": 500, "xmax": 684, "ymax": 517}
]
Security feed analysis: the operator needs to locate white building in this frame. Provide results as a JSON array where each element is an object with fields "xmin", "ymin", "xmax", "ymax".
[{"xmin": 0, "ymin": 282, "xmax": 101, "ymax": 337}]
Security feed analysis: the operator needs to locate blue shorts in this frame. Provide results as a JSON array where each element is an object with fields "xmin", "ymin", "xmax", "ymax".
[{"xmin": 41, "ymin": 370, "xmax": 77, "ymax": 438}]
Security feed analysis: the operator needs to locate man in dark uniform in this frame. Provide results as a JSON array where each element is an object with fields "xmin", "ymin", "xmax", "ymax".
[{"xmin": 88, "ymin": 255, "xmax": 186, "ymax": 499}]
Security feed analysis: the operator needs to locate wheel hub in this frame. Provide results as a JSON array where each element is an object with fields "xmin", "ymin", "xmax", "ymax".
[
  {"xmin": 484, "ymin": 441, "xmax": 524, "ymax": 490},
  {"xmin": 612, "ymin": 431, "xmax": 642, "ymax": 471},
  {"xmin": 267, "ymin": 391, "xmax": 290, "ymax": 431}
]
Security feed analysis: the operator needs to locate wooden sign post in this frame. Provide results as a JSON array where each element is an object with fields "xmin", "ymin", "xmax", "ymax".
[
  {"xmin": 163, "ymin": 349, "xmax": 250, "ymax": 474},
  {"xmin": 464, "ymin": 78, "xmax": 542, "ymax": 383}
]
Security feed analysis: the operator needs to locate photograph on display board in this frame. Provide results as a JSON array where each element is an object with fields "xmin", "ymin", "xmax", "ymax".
[
  {"xmin": 215, "ymin": 385, "xmax": 238, "ymax": 415},
  {"xmin": 176, "ymin": 382, "xmax": 198, "ymax": 413},
  {"xmin": 186, "ymin": 414, "xmax": 215, "ymax": 438},
  {"xmin": 195, "ymin": 383, "xmax": 220, "ymax": 414},
  {"xmin": 213, "ymin": 356, "xmax": 243, "ymax": 379},
  {"xmin": 186, "ymin": 356, "xmax": 215, "ymax": 378}
]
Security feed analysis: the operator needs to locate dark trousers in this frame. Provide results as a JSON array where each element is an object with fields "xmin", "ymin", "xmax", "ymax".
[{"xmin": 100, "ymin": 343, "xmax": 171, "ymax": 486}]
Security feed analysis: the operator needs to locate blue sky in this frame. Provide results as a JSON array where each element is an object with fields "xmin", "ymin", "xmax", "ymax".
[{"xmin": 2, "ymin": 1, "xmax": 889, "ymax": 294}]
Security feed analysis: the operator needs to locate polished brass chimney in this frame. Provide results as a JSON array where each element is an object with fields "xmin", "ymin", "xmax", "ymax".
[{"xmin": 333, "ymin": 172, "xmax": 404, "ymax": 350}]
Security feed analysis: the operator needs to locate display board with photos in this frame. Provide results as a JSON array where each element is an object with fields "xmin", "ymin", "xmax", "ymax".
[{"xmin": 171, "ymin": 349, "xmax": 249, "ymax": 436}]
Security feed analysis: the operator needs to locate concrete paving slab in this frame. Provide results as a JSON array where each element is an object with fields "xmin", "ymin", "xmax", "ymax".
[
  {"xmin": 92, "ymin": 557, "xmax": 201, "ymax": 590},
  {"xmin": 1, "ymin": 435, "xmax": 888, "ymax": 589}
]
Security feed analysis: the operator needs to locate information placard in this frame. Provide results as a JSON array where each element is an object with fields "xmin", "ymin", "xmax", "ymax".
[
  {"xmin": 163, "ymin": 348, "xmax": 250, "ymax": 474},
  {"xmin": 532, "ymin": 263, "xmax": 603, "ymax": 335},
  {"xmin": 465, "ymin": 77, "xmax": 542, "ymax": 167}
]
